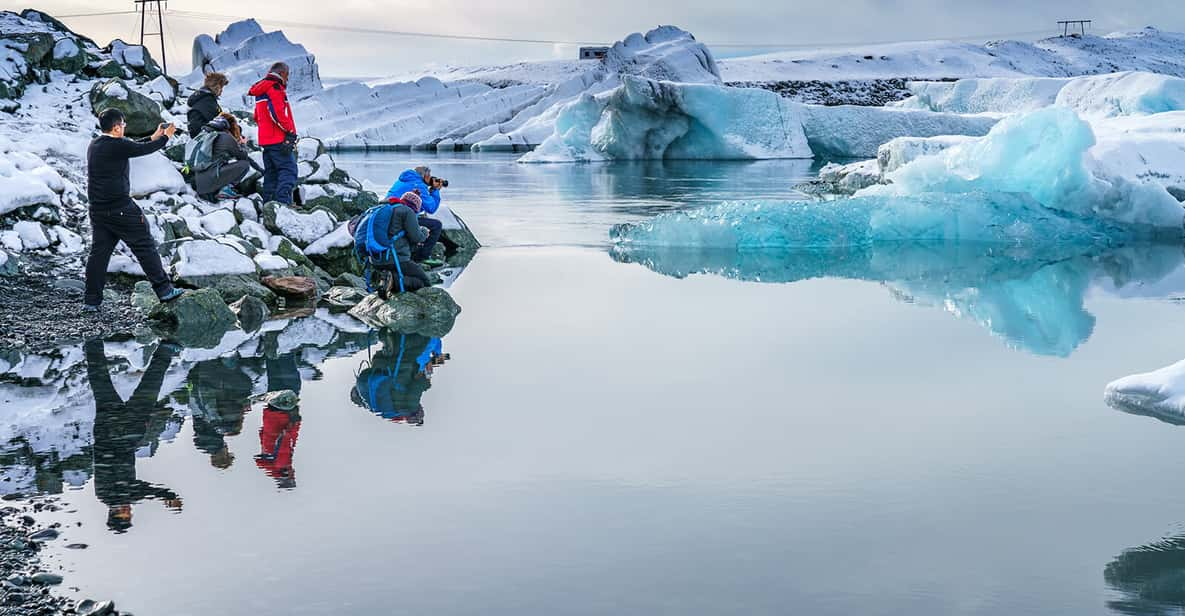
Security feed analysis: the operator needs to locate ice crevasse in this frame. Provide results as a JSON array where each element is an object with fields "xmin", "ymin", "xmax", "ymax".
[{"xmin": 613, "ymin": 106, "xmax": 1185, "ymax": 248}]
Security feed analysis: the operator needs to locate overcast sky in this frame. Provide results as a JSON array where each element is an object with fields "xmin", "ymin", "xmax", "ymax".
[{"xmin": 6, "ymin": 0, "xmax": 1185, "ymax": 77}]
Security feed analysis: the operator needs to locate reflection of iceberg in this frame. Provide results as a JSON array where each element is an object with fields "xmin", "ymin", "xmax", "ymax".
[
  {"xmin": 611, "ymin": 243, "xmax": 1185, "ymax": 357},
  {"xmin": 1105, "ymin": 534, "xmax": 1185, "ymax": 616}
]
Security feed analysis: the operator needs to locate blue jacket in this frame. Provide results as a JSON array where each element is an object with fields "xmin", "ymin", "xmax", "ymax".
[{"xmin": 385, "ymin": 169, "xmax": 441, "ymax": 215}]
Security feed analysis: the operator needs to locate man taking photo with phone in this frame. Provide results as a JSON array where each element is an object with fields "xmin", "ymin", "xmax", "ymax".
[{"xmin": 83, "ymin": 109, "xmax": 184, "ymax": 313}]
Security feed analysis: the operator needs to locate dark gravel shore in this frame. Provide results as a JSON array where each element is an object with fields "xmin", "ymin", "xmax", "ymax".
[
  {"xmin": 0, "ymin": 274, "xmax": 145, "ymax": 352},
  {"xmin": 1, "ymin": 496, "xmax": 128, "ymax": 616}
]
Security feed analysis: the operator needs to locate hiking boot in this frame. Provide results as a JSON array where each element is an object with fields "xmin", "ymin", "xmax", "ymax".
[
  {"xmin": 158, "ymin": 288, "xmax": 185, "ymax": 302},
  {"xmin": 216, "ymin": 185, "xmax": 242, "ymax": 200},
  {"xmin": 421, "ymin": 258, "xmax": 445, "ymax": 268},
  {"xmin": 81, "ymin": 304, "xmax": 100, "ymax": 314}
]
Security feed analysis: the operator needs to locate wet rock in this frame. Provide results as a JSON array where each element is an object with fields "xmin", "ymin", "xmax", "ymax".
[
  {"xmin": 185, "ymin": 273, "xmax": 278, "ymax": 307},
  {"xmin": 0, "ymin": 248, "xmax": 18, "ymax": 276},
  {"xmin": 148, "ymin": 288, "xmax": 235, "ymax": 348},
  {"xmin": 323, "ymin": 285, "xmax": 367, "ymax": 311},
  {"xmin": 89, "ymin": 78, "xmax": 163, "ymax": 138},
  {"xmin": 130, "ymin": 280, "xmax": 159, "ymax": 310},
  {"xmin": 30, "ymin": 572, "xmax": 62, "ymax": 585},
  {"xmin": 348, "ymin": 287, "xmax": 460, "ymax": 338},
  {"xmin": 262, "ymin": 275, "xmax": 317, "ymax": 301},
  {"xmin": 52, "ymin": 278, "xmax": 85, "ymax": 293},
  {"xmin": 27, "ymin": 529, "xmax": 58, "ymax": 542},
  {"xmin": 333, "ymin": 272, "xmax": 367, "ymax": 290},
  {"xmin": 264, "ymin": 390, "xmax": 299, "ymax": 411},
  {"xmin": 229, "ymin": 294, "xmax": 269, "ymax": 332},
  {"xmin": 77, "ymin": 599, "xmax": 116, "ymax": 616}
]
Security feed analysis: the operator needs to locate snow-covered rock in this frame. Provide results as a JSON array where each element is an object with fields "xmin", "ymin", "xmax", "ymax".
[
  {"xmin": 304, "ymin": 222, "xmax": 352, "ymax": 256},
  {"xmin": 172, "ymin": 238, "xmax": 257, "ymax": 279},
  {"xmin": 129, "ymin": 152, "xmax": 186, "ymax": 196},
  {"xmin": 268, "ymin": 204, "xmax": 336, "ymax": 248}
]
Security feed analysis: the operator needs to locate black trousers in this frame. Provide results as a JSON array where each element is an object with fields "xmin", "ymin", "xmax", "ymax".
[
  {"xmin": 412, "ymin": 216, "xmax": 459, "ymax": 262},
  {"xmin": 375, "ymin": 258, "xmax": 431, "ymax": 291},
  {"xmin": 84, "ymin": 202, "xmax": 172, "ymax": 306}
]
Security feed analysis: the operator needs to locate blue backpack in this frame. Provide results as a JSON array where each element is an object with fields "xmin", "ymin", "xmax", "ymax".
[{"xmin": 351, "ymin": 203, "xmax": 405, "ymax": 293}]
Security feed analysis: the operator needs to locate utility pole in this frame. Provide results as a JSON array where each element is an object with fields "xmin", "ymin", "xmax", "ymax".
[{"xmin": 134, "ymin": 0, "xmax": 168, "ymax": 75}]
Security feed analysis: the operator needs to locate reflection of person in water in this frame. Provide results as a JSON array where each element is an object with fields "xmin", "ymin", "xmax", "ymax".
[
  {"xmin": 1105, "ymin": 534, "xmax": 1185, "ymax": 615},
  {"xmin": 351, "ymin": 330, "xmax": 449, "ymax": 426},
  {"xmin": 254, "ymin": 393, "xmax": 301, "ymax": 489},
  {"xmin": 85, "ymin": 340, "xmax": 183, "ymax": 533},
  {"xmin": 187, "ymin": 359, "xmax": 253, "ymax": 469}
]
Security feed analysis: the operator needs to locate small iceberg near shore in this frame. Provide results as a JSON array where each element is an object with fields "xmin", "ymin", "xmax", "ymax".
[{"xmin": 1106, "ymin": 359, "xmax": 1185, "ymax": 424}]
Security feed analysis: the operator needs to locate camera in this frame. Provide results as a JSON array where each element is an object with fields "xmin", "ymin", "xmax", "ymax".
[{"xmin": 430, "ymin": 176, "xmax": 449, "ymax": 188}]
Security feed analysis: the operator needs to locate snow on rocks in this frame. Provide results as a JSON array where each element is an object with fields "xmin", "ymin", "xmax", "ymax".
[
  {"xmin": 265, "ymin": 203, "xmax": 337, "ymax": 248},
  {"xmin": 129, "ymin": 152, "xmax": 186, "ymax": 196},
  {"xmin": 171, "ymin": 238, "xmax": 257, "ymax": 279},
  {"xmin": 0, "ymin": 148, "xmax": 60, "ymax": 214}
]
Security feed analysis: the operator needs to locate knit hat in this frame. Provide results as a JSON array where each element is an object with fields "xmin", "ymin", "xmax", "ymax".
[{"xmin": 400, "ymin": 191, "xmax": 422, "ymax": 211}]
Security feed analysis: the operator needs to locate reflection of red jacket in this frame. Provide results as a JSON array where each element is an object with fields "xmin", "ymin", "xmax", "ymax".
[
  {"xmin": 248, "ymin": 74, "xmax": 296, "ymax": 146},
  {"xmin": 255, "ymin": 407, "xmax": 300, "ymax": 478}
]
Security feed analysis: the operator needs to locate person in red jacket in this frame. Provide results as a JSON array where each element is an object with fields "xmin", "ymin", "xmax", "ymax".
[{"xmin": 248, "ymin": 62, "xmax": 299, "ymax": 205}]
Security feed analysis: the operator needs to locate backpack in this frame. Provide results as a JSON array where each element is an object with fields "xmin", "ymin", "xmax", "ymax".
[
  {"xmin": 185, "ymin": 130, "xmax": 220, "ymax": 173},
  {"xmin": 351, "ymin": 203, "xmax": 407, "ymax": 294}
]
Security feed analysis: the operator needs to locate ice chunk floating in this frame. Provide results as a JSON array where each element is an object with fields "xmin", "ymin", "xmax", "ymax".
[{"xmin": 1105, "ymin": 359, "xmax": 1185, "ymax": 425}]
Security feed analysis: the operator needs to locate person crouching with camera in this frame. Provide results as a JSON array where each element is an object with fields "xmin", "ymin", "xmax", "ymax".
[{"xmin": 384, "ymin": 165, "xmax": 458, "ymax": 266}]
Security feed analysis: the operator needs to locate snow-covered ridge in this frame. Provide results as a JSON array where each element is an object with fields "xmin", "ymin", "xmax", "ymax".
[{"xmin": 718, "ymin": 28, "xmax": 1185, "ymax": 83}]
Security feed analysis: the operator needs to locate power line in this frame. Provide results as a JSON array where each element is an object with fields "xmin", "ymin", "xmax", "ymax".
[
  {"xmin": 55, "ymin": 10, "xmax": 139, "ymax": 18},
  {"xmin": 167, "ymin": 9, "xmax": 1066, "ymax": 49}
]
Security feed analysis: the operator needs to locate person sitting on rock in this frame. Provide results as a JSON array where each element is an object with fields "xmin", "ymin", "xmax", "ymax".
[
  {"xmin": 186, "ymin": 71, "xmax": 227, "ymax": 138},
  {"xmin": 249, "ymin": 62, "xmax": 299, "ymax": 205},
  {"xmin": 384, "ymin": 166, "xmax": 458, "ymax": 265},
  {"xmin": 193, "ymin": 113, "xmax": 261, "ymax": 201},
  {"xmin": 84, "ymin": 108, "xmax": 183, "ymax": 313},
  {"xmin": 364, "ymin": 191, "xmax": 432, "ymax": 298}
]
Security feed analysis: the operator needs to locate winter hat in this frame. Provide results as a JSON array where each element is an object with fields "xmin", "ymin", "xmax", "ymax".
[{"xmin": 400, "ymin": 191, "xmax": 423, "ymax": 211}]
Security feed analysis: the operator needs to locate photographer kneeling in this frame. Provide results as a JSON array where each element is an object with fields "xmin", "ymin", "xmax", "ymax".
[{"xmin": 384, "ymin": 165, "xmax": 458, "ymax": 265}]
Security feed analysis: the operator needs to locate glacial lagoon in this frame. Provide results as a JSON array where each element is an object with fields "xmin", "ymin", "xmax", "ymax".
[{"xmin": 7, "ymin": 153, "xmax": 1185, "ymax": 615}]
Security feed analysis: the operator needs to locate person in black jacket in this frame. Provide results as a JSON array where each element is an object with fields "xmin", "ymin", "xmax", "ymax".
[
  {"xmin": 193, "ymin": 113, "xmax": 260, "ymax": 201},
  {"xmin": 84, "ymin": 109, "xmax": 182, "ymax": 312},
  {"xmin": 187, "ymin": 72, "xmax": 226, "ymax": 138},
  {"xmin": 86, "ymin": 339, "xmax": 183, "ymax": 532}
]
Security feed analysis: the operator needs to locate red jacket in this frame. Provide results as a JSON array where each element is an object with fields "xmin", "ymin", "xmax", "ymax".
[{"xmin": 248, "ymin": 73, "xmax": 296, "ymax": 147}]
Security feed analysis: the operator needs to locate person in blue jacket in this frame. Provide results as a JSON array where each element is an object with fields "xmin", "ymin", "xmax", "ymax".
[{"xmin": 384, "ymin": 166, "xmax": 458, "ymax": 263}]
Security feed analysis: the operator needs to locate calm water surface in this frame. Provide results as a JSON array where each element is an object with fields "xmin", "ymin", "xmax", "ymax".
[{"xmin": 5, "ymin": 153, "xmax": 1185, "ymax": 615}]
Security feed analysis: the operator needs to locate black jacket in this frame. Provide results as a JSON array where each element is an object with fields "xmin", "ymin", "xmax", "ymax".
[
  {"xmin": 187, "ymin": 87, "xmax": 221, "ymax": 138},
  {"xmin": 86, "ymin": 134, "xmax": 168, "ymax": 211}
]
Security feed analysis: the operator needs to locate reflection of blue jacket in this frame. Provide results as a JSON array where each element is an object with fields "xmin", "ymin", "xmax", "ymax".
[
  {"xmin": 385, "ymin": 169, "xmax": 441, "ymax": 215},
  {"xmin": 416, "ymin": 338, "xmax": 442, "ymax": 372}
]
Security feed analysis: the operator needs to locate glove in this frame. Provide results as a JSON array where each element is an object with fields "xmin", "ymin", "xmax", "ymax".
[{"xmin": 282, "ymin": 133, "xmax": 299, "ymax": 149}]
